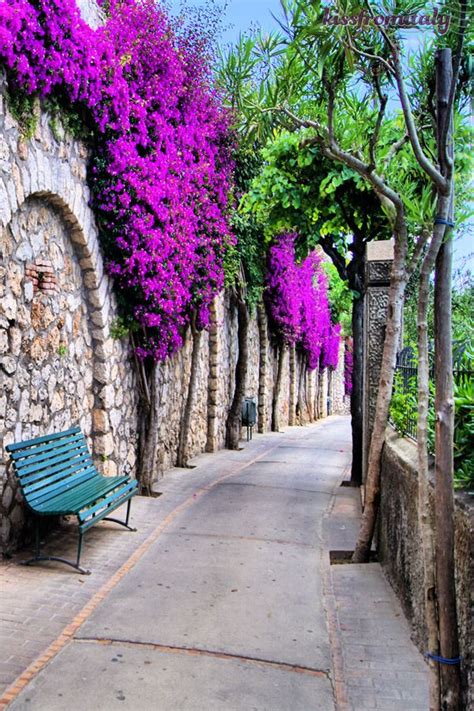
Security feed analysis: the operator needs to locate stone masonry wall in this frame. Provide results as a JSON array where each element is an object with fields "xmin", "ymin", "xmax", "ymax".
[
  {"xmin": 0, "ymin": 86, "xmax": 139, "ymax": 553},
  {"xmin": 378, "ymin": 429, "xmax": 473, "ymax": 708}
]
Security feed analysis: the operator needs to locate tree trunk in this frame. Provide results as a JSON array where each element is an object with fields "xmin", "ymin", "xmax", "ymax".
[
  {"xmin": 289, "ymin": 345, "xmax": 296, "ymax": 425},
  {"xmin": 272, "ymin": 343, "xmax": 286, "ymax": 431},
  {"xmin": 434, "ymin": 48, "xmax": 461, "ymax": 710},
  {"xmin": 136, "ymin": 361, "xmax": 160, "ymax": 496},
  {"xmin": 257, "ymin": 301, "xmax": 268, "ymax": 433},
  {"xmin": 226, "ymin": 293, "xmax": 249, "ymax": 449},
  {"xmin": 352, "ymin": 224, "xmax": 408, "ymax": 562},
  {"xmin": 350, "ymin": 294, "xmax": 364, "ymax": 484},
  {"xmin": 417, "ymin": 234, "xmax": 445, "ymax": 710},
  {"xmin": 296, "ymin": 353, "xmax": 306, "ymax": 424},
  {"xmin": 177, "ymin": 320, "xmax": 203, "ymax": 467},
  {"xmin": 434, "ymin": 236, "xmax": 461, "ymax": 710}
]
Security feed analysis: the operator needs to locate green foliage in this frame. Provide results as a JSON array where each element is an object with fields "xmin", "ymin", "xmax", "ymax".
[
  {"xmin": 225, "ymin": 148, "xmax": 267, "ymax": 311},
  {"xmin": 404, "ymin": 268, "xmax": 474, "ymax": 348},
  {"xmin": 321, "ymin": 261, "xmax": 352, "ymax": 336},
  {"xmin": 110, "ymin": 315, "xmax": 138, "ymax": 340},
  {"xmin": 390, "ymin": 359, "xmax": 474, "ymax": 491},
  {"xmin": 389, "ymin": 371, "xmax": 419, "ymax": 440},
  {"xmin": 57, "ymin": 344, "xmax": 68, "ymax": 357},
  {"xmin": 45, "ymin": 96, "xmax": 94, "ymax": 142},
  {"xmin": 453, "ymin": 378, "xmax": 474, "ymax": 491},
  {"xmin": 5, "ymin": 86, "xmax": 38, "ymax": 138},
  {"xmin": 452, "ymin": 270, "xmax": 474, "ymax": 344},
  {"xmin": 240, "ymin": 130, "xmax": 390, "ymax": 277}
]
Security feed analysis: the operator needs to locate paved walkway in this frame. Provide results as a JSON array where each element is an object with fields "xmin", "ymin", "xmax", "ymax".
[{"xmin": 0, "ymin": 416, "xmax": 428, "ymax": 710}]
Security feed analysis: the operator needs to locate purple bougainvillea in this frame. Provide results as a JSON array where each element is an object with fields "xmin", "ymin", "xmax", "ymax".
[
  {"xmin": 0, "ymin": 0, "xmax": 233, "ymax": 360},
  {"xmin": 265, "ymin": 234, "xmax": 340, "ymax": 370}
]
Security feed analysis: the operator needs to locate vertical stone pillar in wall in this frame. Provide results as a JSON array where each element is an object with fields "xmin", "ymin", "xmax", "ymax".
[
  {"xmin": 257, "ymin": 303, "xmax": 268, "ymax": 433},
  {"xmin": 362, "ymin": 240, "xmax": 394, "ymax": 481},
  {"xmin": 206, "ymin": 297, "xmax": 220, "ymax": 452},
  {"xmin": 319, "ymin": 368, "xmax": 328, "ymax": 419}
]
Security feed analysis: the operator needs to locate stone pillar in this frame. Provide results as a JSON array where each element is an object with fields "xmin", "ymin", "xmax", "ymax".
[
  {"xmin": 206, "ymin": 296, "xmax": 220, "ymax": 452},
  {"xmin": 362, "ymin": 240, "xmax": 394, "ymax": 481}
]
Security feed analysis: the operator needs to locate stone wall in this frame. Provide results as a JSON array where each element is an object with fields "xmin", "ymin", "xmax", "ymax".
[
  {"xmin": 0, "ymin": 86, "xmax": 139, "ymax": 552},
  {"xmin": 378, "ymin": 429, "xmax": 473, "ymax": 707}
]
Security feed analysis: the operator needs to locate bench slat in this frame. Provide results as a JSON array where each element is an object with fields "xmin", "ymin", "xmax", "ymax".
[
  {"xmin": 20, "ymin": 451, "xmax": 92, "ymax": 488},
  {"xmin": 34, "ymin": 475, "xmax": 131, "ymax": 515},
  {"xmin": 24, "ymin": 463, "xmax": 96, "ymax": 500},
  {"xmin": 78, "ymin": 480, "xmax": 138, "ymax": 523},
  {"xmin": 16, "ymin": 443, "xmax": 91, "ymax": 479},
  {"xmin": 29, "ymin": 468, "xmax": 107, "ymax": 509},
  {"xmin": 10, "ymin": 432, "xmax": 85, "ymax": 463},
  {"xmin": 5, "ymin": 426, "xmax": 81, "ymax": 453},
  {"xmin": 79, "ymin": 485, "xmax": 138, "ymax": 533}
]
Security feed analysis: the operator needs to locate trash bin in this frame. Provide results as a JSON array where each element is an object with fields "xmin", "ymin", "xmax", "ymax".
[{"xmin": 242, "ymin": 397, "xmax": 257, "ymax": 440}]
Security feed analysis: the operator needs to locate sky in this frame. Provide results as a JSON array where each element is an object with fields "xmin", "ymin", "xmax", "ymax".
[
  {"xmin": 168, "ymin": 0, "xmax": 472, "ymax": 271},
  {"xmin": 168, "ymin": 0, "xmax": 281, "ymax": 44}
]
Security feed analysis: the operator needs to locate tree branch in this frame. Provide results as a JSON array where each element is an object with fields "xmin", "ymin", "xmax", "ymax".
[
  {"xmin": 384, "ymin": 134, "xmax": 408, "ymax": 170},
  {"xmin": 440, "ymin": 0, "xmax": 467, "ymax": 173},
  {"xmin": 271, "ymin": 105, "xmax": 404, "ymax": 229},
  {"xmin": 343, "ymin": 28, "xmax": 395, "ymax": 77},
  {"xmin": 319, "ymin": 235, "xmax": 347, "ymax": 281},
  {"xmin": 369, "ymin": 76, "xmax": 387, "ymax": 171},
  {"xmin": 393, "ymin": 54, "xmax": 447, "ymax": 191}
]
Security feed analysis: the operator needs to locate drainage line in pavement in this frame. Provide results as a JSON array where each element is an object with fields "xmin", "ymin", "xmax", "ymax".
[
  {"xmin": 76, "ymin": 637, "xmax": 330, "ymax": 678},
  {"xmin": 216, "ymin": 481, "xmax": 333, "ymax": 496},
  {"xmin": 164, "ymin": 530, "xmax": 317, "ymax": 548}
]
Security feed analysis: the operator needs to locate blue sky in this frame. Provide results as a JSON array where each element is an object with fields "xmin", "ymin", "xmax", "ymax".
[
  {"xmin": 168, "ymin": 0, "xmax": 281, "ymax": 43},
  {"xmin": 168, "ymin": 0, "xmax": 472, "ymax": 270}
]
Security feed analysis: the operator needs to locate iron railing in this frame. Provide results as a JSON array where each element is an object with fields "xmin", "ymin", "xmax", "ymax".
[{"xmin": 389, "ymin": 347, "xmax": 473, "ymax": 443}]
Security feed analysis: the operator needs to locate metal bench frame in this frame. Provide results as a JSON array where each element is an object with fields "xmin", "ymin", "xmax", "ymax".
[{"xmin": 6, "ymin": 426, "xmax": 138, "ymax": 574}]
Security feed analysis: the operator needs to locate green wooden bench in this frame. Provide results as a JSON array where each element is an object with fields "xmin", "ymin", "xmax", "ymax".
[{"xmin": 6, "ymin": 426, "xmax": 138, "ymax": 574}]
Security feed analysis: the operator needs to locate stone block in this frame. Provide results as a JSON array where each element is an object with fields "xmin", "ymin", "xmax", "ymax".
[
  {"xmin": 50, "ymin": 391, "xmax": 64, "ymax": 413},
  {"xmin": 98, "ymin": 385, "xmax": 114, "ymax": 409},
  {"xmin": 1, "ymin": 293, "xmax": 17, "ymax": 320},
  {"xmin": 11, "ymin": 162, "xmax": 24, "ymax": 205},
  {"xmin": 83, "ymin": 270, "xmax": 98, "ymax": 290},
  {"xmin": 109, "ymin": 408, "xmax": 121, "ymax": 429},
  {"xmin": 93, "ymin": 408, "xmax": 110, "ymax": 434},
  {"xmin": 17, "ymin": 137, "xmax": 28, "ymax": 161},
  {"xmin": 10, "ymin": 503, "xmax": 24, "ymax": 527},
  {"xmin": 0, "ymin": 329, "xmax": 8, "ymax": 354},
  {"xmin": 94, "ymin": 361, "xmax": 110, "ymax": 385},
  {"xmin": 2, "ymin": 484, "xmax": 14, "ymax": 511},
  {"xmin": 29, "ymin": 404, "xmax": 43, "ymax": 424},
  {"xmin": 1, "ymin": 356, "xmax": 16, "ymax": 375},
  {"xmin": 127, "ymin": 449, "xmax": 136, "ymax": 469},
  {"xmin": 0, "ymin": 517, "xmax": 11, "ymax": 547},
  {"xmin": 102, "ymin": 459, "xmax": 118, "ymax": 477},
  {"xmin": 94, "ymin": 433, "xmax": 114, "ymax": 457}
]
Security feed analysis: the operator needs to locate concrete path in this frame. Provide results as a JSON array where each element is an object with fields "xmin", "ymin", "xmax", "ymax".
[{"xmin": 1, "ymin": 416, "xmax": 428, "ymax": 710}]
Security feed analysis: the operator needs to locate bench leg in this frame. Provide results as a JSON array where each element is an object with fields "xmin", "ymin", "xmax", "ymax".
[
  {"xmin": 20, "ymin": 518, "xmax": 91, "ymax": 575},
  {"xmin": 103, "ymin": 499, "xmax": 137, "ymax": 531}
]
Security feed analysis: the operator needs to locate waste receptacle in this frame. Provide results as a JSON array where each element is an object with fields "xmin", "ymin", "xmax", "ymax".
[{"xmin": 242, "ymin": 397, "xmax": 257, "ymax": 440}]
